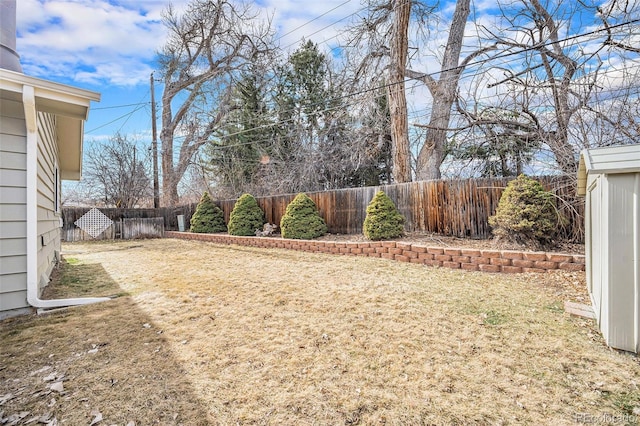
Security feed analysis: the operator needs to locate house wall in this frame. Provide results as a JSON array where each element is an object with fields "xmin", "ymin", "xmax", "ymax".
[
  {"xmin": 36, "ymin": 111, "xmax": 61, "ymax": 293},
  {"xmin": 0, "ymin": 93, "xmax": 29, "ymax": 317}
]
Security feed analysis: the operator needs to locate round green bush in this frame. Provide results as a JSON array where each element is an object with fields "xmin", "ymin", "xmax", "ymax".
[
  {"xmin": 280, "ymin": 193, "xmax": 328, "ymax": 239},
  {"xmin": 227, "ymin": 193, "xmax": 265, "ymax": 236},
  {"xmin": 488, "ymin": 174, "xmax": 562, "ymax": 247},
  {"xmin": 363, "ymin": 191, "xmax": 405, "ymax": 240},
  {"xmin": 189, "ymin": 192, "xmax": 227, "ymax": 233}
]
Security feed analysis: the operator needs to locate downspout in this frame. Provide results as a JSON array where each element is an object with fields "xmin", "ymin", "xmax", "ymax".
[
  {"xmin": 0, "ymin": 0, "xmax": 22, "ymax": 73},
  {"xmin": 23, "ymin": 85, "xmax": 110, "ymax": 310}
]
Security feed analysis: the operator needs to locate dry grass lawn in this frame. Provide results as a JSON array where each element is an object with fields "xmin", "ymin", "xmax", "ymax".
[{"xmin": 1, "ymin": 238, "xmax": 639, "ymax": 425}]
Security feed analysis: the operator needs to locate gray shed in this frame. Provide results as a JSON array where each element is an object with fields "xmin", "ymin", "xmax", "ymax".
[{"xmin": 577, "ymin": 144, "xmax": 640, "ymax": 353}]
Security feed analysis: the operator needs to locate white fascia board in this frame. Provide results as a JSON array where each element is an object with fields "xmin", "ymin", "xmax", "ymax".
[{"xmin": 0, "ymin": 68, "xmax": 100, "ymax": 119}]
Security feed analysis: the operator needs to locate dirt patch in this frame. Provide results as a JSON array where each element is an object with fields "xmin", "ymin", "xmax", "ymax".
[{"xmin": 1, "ymin": 239, "xmax": 634, "ymax": 425}]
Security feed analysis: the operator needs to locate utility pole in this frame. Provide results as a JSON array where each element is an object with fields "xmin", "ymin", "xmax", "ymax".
[{"xmin": 150, "ymin": 72, "xmax": 160, "ymax": 208}]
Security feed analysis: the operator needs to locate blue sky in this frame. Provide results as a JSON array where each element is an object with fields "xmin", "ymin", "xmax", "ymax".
[
  {"xmin": 15, "ymin": 0, "xmax": 638, "ymax": 183},
  {"xmin": 15, "ymin": 0, "xmax": 364, "ymax": 147}
]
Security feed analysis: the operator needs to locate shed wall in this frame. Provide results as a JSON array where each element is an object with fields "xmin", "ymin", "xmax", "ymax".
[
  {"xmin": 0, "ymin": 94, "xmax": 28, "ymax": 316},
  {"xmin": 605, "ymin": 174, "xmax": 639, "ymax": 352},
  {"xmin": 586, "ymin": 171, "xmax": 640, "ymax": 353}
]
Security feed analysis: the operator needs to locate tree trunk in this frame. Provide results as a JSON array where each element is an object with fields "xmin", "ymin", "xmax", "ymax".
[
  {"xmin": 387, "ymin": 0, "xmax": 412, "ymax": 183},
  {"xmin": 548, "ymin": 131, "xmax": 578, "ymax": 175},
  {"xmin": 416, "ymin": 96, "xmax": 452, "ymax": 180},
  {"xmin": 412, "ymin": 0, "xmax": 471, "ymax": 181},
  {"xmin": 160, "ymin": 97, "xmax": 180, "ymax": 206},
  {"xmin": 160, "ymin": 137, "xmax": 179, "ymax": 206}
]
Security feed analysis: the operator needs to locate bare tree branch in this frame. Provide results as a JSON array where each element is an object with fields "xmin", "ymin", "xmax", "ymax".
[{"xmin": 158, "ymin": 0, "xmax": 274, "ymax": 206}]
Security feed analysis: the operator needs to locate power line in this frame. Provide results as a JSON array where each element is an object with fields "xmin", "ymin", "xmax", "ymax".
[
  {"xmin": 87, "ymin": 93, "xmax": 151, "ymax": 134},
  {"xmin": 85, "ymin": 1, "xmax": 362, "ymax": 135},
  {"xmin": 203, "ymin": 18, "xmax": 640, "ymax": 150},
  {"xmin": 274, "ymin": 0, "xmax": 354, "ymax": 44},
  {"xmin": 108, "ymin": 4, "xmax": 639, "ymax": 151},
  {"xmin": 92, "ymin": 102, "xmax": 148, "ymax": 111},
  {"xmin": 86, "ymin": 104, "xmax": 148, "ymax": 134}
]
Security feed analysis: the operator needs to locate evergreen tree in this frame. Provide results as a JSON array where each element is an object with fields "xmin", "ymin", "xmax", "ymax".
[
  {"xmin": 363, "ymin": 191, "xmax": 405, "ymax": 240},
  {"xmin": 283, "ymin": 40, "xmax": 329, "ymax": 140},
  {"xmin": 190, "ymin": 192, "xmax": 226, "ymax": 233},
  {"xmin": 227, "ymin": 193, "xmax": 265, "ymax": 236},
  {"xmin": 489, "ymin": 175, "xmax": 562, "ymax": 248},
  {"xmin": 204, "ymin": 66, "xmax": 274, "ymax": 196},
  {"xmin": 270, "ymin": 40, "xmax": 331, "ymax": 192},
  {"xmin": 450, "ymin": 108, "xmax": 541, "ymax": 178},
  {"xmin": 280, "ymin": 193, "xmax": 328, "ymax": 239}
]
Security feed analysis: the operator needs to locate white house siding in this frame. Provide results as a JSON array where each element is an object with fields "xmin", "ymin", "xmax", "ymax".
[
  {"xmin": 0, "ymin": 94, "xmax": 29, "ymax": 316},
  {"xmin": 36, "ymin": 112, "xmax": 61, "ymax": 293}
]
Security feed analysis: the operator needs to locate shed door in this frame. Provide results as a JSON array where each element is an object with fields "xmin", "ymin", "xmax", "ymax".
[{"xmin": 588, "ymin": 178, "xmax": 603, "ymax": 321}]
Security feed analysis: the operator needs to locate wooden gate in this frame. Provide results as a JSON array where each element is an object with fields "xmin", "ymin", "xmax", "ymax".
[{"xmin": 63, "ymin": 216, "xmax": 165, "ymax": 242}]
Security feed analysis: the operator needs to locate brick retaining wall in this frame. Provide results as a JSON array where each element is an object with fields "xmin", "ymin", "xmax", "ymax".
[{"xmin": 165, "ymin": 231, "xmax": 585, "ymax": 273}]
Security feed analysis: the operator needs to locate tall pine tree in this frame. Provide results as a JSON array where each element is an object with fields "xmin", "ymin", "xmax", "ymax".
[{"xmin": 203, "ymin": 66, "xmax": 274, "ymax": 196}]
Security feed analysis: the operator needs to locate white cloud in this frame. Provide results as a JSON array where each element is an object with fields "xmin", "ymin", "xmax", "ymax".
[
  {"xmin": 16, "ymin": 0, "xmax": 175, "ymax": 86},
  {"xmin": 14, "ymin": 0, "xmax": 361, "ymax": 86}
]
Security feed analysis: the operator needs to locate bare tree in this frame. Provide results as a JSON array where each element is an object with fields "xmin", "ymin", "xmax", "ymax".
[
  {"xmin": 343, "ymin": 0, "xmax": 434, "ymax": 182},
  {"xmin": 599, "ymin": 0, "xmax": 640, "ymax": 54},
  {"xmin": 345, "ymin": 0, "xmax": 493, "ymax": 181},
  {"xmin": 405, "ymin": 0, "xmax": 496, "ymax": 180},
  {"xmin": 443, "ymin": 0, "xmax": 640, "ymax": 180},
  {"xmin": 486, "ymin": 0, "xmax": 589, "ymax": 174},
  {"xmin": 470, "ymin": 0, "xmax": 638, "ymax": 175},
  {"xmin": 157, "ymin": 0, "xmax": 273, "ymax": 206},
  {"xmin": 82, "ymin": 134, "xmax": 152, "ymax": 208}
]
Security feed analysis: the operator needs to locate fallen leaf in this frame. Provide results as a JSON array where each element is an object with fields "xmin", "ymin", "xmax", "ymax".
[
  {"xmin": 5, "ymin": 411, "xmax": 30, "ymax": 424},
  {"xmin": 89, "ymin": 410, "xmax": 102, "ymax": 425},
  {"xmin": 30, "ymin": 366, "xmax": 52, "ymax": 376},
  {"xmin": 24, "ymin": 412, "xmax": 52, "ymax": 424},
  {"xmin": 50, "ymin": 382, "xmax": 64, "ymax": 393},
  {"xmin": 42, "ymin": 372, "xmax": 57, "ymax": 382},
  {"xmin": 0, "ymin": 393, "xmax": 14, "ymax": 405}
]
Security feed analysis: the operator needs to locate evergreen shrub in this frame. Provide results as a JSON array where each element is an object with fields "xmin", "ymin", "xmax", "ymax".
[
  {"xmin": 280, "ymin": 193, "xmax": 328, "ymax": 239},
  {"xmin": 363, "ymin": 191, "xmax": 405, "ymax": 240},
  {"xmin": 488, "ymin": 174, "xmax": 562, "ymax": 248},
  {"xmin": 189, "ymin": 192, "xmax": 227, "ymax": 233},
  {"xmin": 227, "ymin": 193, "xmax": 265, "ymax": 236}
]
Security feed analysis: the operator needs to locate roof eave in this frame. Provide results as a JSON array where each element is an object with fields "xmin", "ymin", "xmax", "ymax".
[{"xmin": 0, "ymin": 68, "xmax": 100, "ymax": 181}]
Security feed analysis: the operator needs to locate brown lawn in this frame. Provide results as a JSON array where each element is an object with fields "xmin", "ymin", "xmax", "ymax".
[{"xmin": 0, "ymin": 238, "xmax": 638, "ymax": 425}]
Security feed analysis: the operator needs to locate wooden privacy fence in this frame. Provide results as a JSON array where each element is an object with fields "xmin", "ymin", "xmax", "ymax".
[
  {"xmin": 227, "ymin": 176, "xmax": 583, "ymax": 242},
  {"xmin": 62, "ymin": 176, "xmax": 585, "ymax": 243}
]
